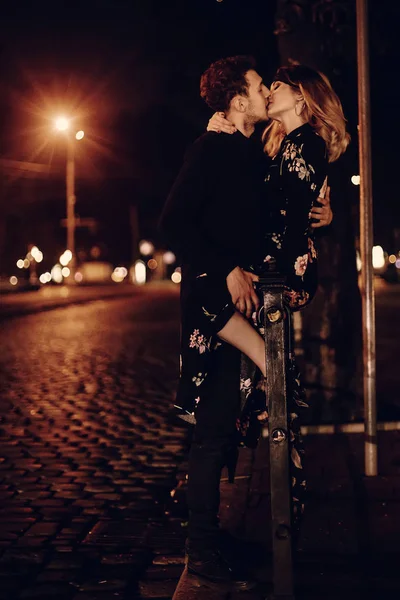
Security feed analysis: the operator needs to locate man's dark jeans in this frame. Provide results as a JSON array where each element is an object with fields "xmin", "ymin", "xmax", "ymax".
[{"xmin": 186, "ymin": 434, "xmax": 236, "ymax": 554}]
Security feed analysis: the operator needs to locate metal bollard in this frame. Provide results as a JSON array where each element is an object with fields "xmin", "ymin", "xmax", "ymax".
[{"xmin": 258, "ymin": 274, "xmax": 295, "ymax": 600}]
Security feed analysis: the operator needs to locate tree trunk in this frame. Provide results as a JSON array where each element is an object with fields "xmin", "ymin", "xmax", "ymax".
[{"xmin": 274, "ymin": 0, "xmax": 363, "ymax": 422}]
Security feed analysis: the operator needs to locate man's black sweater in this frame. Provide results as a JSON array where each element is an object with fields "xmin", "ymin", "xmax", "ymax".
[{"xmin": 159, "ymin": 130, "xmax": 265, "ymax": 281}]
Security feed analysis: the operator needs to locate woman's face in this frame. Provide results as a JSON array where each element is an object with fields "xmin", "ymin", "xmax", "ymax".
[{"xmin": 267, "ymin": 80, "xmax": 299, "ymax": 120}]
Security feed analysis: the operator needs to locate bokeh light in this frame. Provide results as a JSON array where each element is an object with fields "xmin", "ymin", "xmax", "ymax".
[
  {"xmin": 163, "ymin": 251, "xmax": 176, "ymax": 265},
  {"xmin": 134, "ymin": 260, "xmax": 146, "ymax": 285},
  {"xmin": 51, "ymin": 264, "xmax": 63, "ymax": 283},
  {"xmin": 147, "ymin": 259, "xmax": 158, "ymax": 270},
  {"xmin": 171, "ymin": 270, "xmax": 182, "ymax": 284},
  {"xmin": 139, "ymin": 240, "xmax": 154, "ymax": 256},
  {"xmin": 372, "ymin": 245, "xmax": 385, "ymax": 269}
]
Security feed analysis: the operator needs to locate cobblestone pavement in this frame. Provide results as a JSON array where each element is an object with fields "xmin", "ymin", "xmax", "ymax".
[
  {"xmin": 0, "ymin": 284, "xmax": 190, "ymax": 600},
  {"xmin": 1, "ymin": 282, "xmax": 400, "ymax": 600}
]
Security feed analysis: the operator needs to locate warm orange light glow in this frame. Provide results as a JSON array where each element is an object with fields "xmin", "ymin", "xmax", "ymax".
[
  {"xmin": 55, "ymin": 117, "xmax": 70, "ymax": 131},
  {"xmin": 148, "ymin": 259, "xmax": 158, "ymax": 270},
  {"xmin": 171, "ymin": 271, "xmax": 182, "ymax": 284}
]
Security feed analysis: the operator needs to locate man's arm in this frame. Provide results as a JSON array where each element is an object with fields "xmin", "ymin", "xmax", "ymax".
[{"xmin": 310, "ymin": 185, "xmax": 333, "ymax": 228}]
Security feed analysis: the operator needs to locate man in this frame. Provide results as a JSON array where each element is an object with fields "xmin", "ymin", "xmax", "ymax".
[{"xmin": 160, "ymin": 56, "xmax": 332, "ymax": 590}]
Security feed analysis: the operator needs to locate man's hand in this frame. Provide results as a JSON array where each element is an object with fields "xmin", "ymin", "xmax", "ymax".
[
  {"xmin": 226, "ymin": 267, "xmax": 259, "ymax": 319},
  {"xmin": 310, "ymin": 185, "xmax": 333, "ymax": 228}
]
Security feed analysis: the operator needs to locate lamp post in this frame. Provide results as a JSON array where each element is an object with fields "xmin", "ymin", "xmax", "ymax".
[
  {"xmin": 54, "ymin": 117, "xmax": 84, "ymax": 283},
  {"xmin": 356, "ymin": 0, "xmax": 377, "ymax": 477}
]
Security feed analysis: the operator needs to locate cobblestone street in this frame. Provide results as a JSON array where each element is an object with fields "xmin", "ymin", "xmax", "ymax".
[
  {"xmin": 1, "ymin": 282, "xmax": 399, "ymax": 600},
  {"xmin": 0, "ymin": 284, "xmax": 189, "ymax": 600}
]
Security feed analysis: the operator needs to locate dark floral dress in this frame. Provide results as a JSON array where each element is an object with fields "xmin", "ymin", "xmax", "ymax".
[{"xmin": 240, "ymin": 124, "xmax": 328, "ymax": 526}]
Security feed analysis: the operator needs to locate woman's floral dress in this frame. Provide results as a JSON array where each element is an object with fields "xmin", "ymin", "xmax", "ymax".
[{"xmin": 173, "ymin": 124, "xmax": 328, "ymax": 531}]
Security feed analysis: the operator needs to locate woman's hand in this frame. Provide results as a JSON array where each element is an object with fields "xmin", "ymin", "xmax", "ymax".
[{"xmin": 207, "ymin": 112, "xmax": 237, "ymax": 134}]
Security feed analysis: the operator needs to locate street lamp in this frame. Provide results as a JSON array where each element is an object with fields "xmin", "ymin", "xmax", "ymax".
[{"xmin": 54, "ymin": 116, "xmax": 84, "ymax": 283}]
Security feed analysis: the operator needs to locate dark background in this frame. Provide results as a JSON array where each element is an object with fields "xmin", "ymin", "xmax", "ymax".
[{"xmin": 0, "ymin": 0, "xmax": 399, "ymax": 273}]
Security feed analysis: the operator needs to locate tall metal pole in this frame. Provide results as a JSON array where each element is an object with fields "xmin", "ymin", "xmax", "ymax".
[
  {"xmin": 356, "ymin": 0, "xmax": 377, "ymax": 476},
  {"xmin": 66, "ymin": 135, "xmax": 76, "ymax": 283}
]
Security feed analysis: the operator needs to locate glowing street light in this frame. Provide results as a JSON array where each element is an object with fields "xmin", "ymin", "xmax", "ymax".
[
  {"xmin": 351, "ymin": 175, "xmax": 361, "ymax": 186},
  {"xmin": 54, "ymin": 117, "xmax": 85, "ymax": 283},
  {"xmin": 54, "ymin": 116, "xmax": 70, "ymax": 131}
]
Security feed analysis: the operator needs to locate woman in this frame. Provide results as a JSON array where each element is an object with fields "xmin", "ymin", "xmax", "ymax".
[
  {"xmin": 208, "ymin": 64, "xmax": 349, "ymax": 386},
  {"xmin": 206, "ymin": 64, "xmax": 349, "ymax": 524}
]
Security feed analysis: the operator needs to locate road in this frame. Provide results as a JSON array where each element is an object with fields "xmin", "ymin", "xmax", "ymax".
[
  {"xmin": 0, "ymin": 284, "xmax": 187, "ymax": 600},
  {"xmin": 0, "ymin": 280, "xmax": 398, "ymax": 599}
]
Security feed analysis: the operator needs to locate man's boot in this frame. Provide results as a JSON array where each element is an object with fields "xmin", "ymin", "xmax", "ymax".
[{"xmin": 186, "ymin": 436, "xmax": 256, "ymax": 591}]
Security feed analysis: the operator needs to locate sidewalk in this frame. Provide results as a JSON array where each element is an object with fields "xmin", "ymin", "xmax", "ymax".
[
  {"xmin": 144, "ymin": 430, "xmax": 400, "ymax": 600},
  {"xmin": 0, "ymin": 283, "xmax": 151, "ymax": 320}
]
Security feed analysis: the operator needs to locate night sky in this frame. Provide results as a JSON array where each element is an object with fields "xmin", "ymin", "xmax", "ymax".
[{"xmin": 1, "ymin": 0, "xmax": 399, "ymax": 272}]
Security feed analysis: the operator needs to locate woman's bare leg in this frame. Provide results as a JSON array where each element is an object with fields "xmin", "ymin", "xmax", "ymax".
[{"xmin": 217, "ymin": 311, "xmax": 266, "ymax": 377}]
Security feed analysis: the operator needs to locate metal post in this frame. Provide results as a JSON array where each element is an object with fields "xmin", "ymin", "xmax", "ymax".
[
  {"xmin": 66, "ymin": 135, "xmax": 76, "ymax": 283},
  {"xmin": 356, "ymin": 0, "xmax": 377, "ymax": 476},
  {"xmin": 259, "ymin": 274, "xmax": 294, "ymax": 600}
]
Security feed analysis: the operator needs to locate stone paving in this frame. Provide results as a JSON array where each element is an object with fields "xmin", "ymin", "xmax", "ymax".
[
  {"xmin": 1, "ymin": 283, "xmax": 400, "ymax": 600},
  {"xmin": 0, "ymin": 285, "xmax": 190, "ymax": 600}
]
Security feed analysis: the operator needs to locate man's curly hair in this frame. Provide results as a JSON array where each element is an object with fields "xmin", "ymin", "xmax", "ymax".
[{"xmin": 200, "ymin": 55, "xmax": 256, "ymax": 113}]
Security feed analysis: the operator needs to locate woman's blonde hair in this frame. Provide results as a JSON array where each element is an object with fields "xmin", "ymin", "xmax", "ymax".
[{"xmin": 262, "ymin": 65, "xmax": 350, "ymax": 163}]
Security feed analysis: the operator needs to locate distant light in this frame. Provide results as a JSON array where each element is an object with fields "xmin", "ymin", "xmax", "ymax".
[
  {"xmin": 90, "ymin": 245, "xmax": 101, "ymax": 259},
  {"xmin": 163, "ymin": 251, "xmax": 176, "ymax": 265},
  {"xmin": 396, "ymin": 258, "xmax": 400, "ymax": 269},
  {"xmin": 356, "ymin": 251, "xmax": 362, "ymax": 272},
  {"xmin": 17, "ymin": 259, "xmax": 24, "ymax": 269},
  {"xmin": 139, "ymin": 240, "xmax": 154, "ymax": 256},
  {"xmin": 39, "ymin": 272, "xmax": 51, "ymax": 284},
  {"xmin": 75, "ymin": 271, "xmax": 83, "ymax": 282},
  {"xmin": 9, "ymin": 276, "xmax": 18, "ymax": 286},
  {"xmin": 389, "ymin": 254, "xmax": 396, "ymax": 264},
  {"xmin": 111, "ymin": 266, "xmax": 128, "ymax": 282},
  {"xmin": 171, "ymin": 270, "xmax": 182, "ymax": 284},
  {"xmin": 23, "ymin": 258, "xmax": 30, "ymax": 269},
  {"xmin": 61, "ymin": 267, "xmax": 70, "ymax": 277},
  {"xmin": 372, "ymin": 245, "xmax": 385, "ymax": 269},
  {"xmin": 75, "ymin": 130, "xmax": 84, "ymax": 140},
  {"xmin": 55, "ymin": 116, "xmax": 69, "ymax": 131},
  {"xmin": 51, "ymin": 264, "xmax": 63, "ymax": 283},
  {"xmin": 31, "ymin": 246, "xmax": 43, "ymax": 262},
  {"xmin": 60, "ymin": 250, "xmax": 73, "ymax": 266},
  {"xmin": 134, "ymin": 260, "xmax": 146, "ymax": 285},
  {"xmin": 148, "ymin": 259, "xmax": 158, "ymax": 270},
  {"xmin": 351, "ymin": 175, "xmax": 360, "ymax": 186}
]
